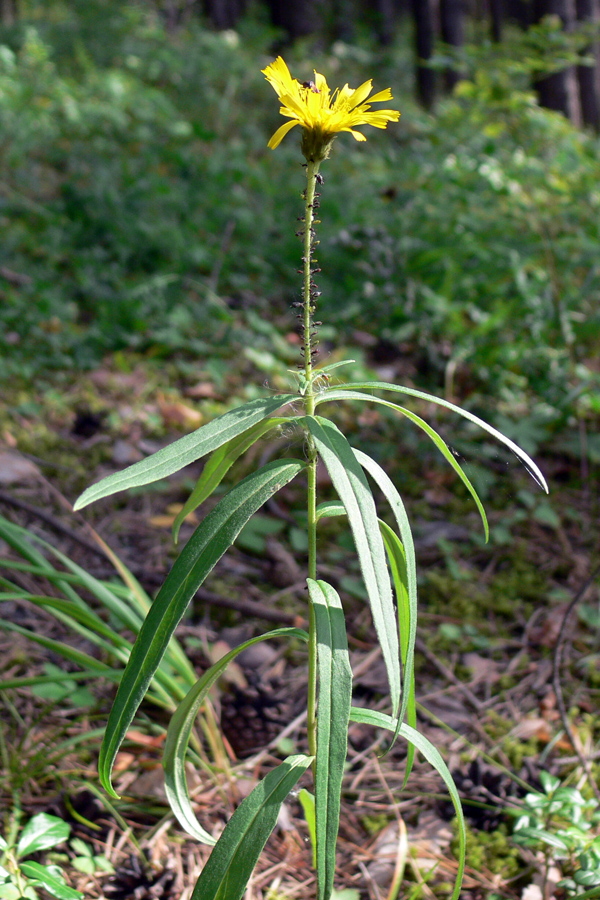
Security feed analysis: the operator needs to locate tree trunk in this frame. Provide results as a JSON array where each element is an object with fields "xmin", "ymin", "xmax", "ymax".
[
  {"xmin": 374, "ymin": 0, "xmax": 398, "ymax": 44},
  {"xmin": 411, "ymin": 0, "xmax": 436, "ymax": 108},
  {"xmin": 440, "ymin": 0, "xmax": 465, "ymax": 91},
  {"xmin": 0, "ymin": 0, "xmax": 18, "ymax": 26},
  {"xmin": 532, "ymin": 0, "xmax": 574, "ymax": 118},
  {"xmin": 504, "ymin": 0, "xmax": 532, "ymax": 26},
  {"xmin": 575, "ymin": 0, "xmax": 600, "ymax": 130},
  {"xmin": 203, "ymin": 0, "xmax": 247, "ymax": 29},
  {"xmin": 489, "ymin": 0, "xmax": 504, "ymax": 39},
  {"xmin": 264, "ymin": 0, "xmax": 318, "ymax": 41}
]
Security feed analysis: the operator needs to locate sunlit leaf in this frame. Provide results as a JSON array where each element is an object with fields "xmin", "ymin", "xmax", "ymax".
[
  {"xmin": 303, "ymin": 415, "xmax": 400, "ymax": 719},
  {"xmin": 190, "ymin": 755, "xmax": 313, "ymax": 900},
  {"xmin": 308, "ymin": 579, "xmax": 352, "ymax": 900},
  {"xmin": 163, "ymin": 627, "xmax": 308, "ymax": 844},
  {"xmin": 99, "ymin": 458, "xmax": 304, "ymax": 797},
  {"xmin": 319, "ymin": 383, "xmax": 548, "ymax": 493},
  {"xmin": 172, "ymin": 417, "xmax": 291, "ymax": 543},
  {"xmin": 74, "ymin": 394, "xmax": 298, "ymax": 510}
]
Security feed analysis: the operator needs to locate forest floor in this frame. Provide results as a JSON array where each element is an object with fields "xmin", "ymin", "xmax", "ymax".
[{"xmin": 0, "ymin": 342, "xmax": 599, "ymax": 900}]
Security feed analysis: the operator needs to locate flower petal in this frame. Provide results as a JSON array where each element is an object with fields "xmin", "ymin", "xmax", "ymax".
[{"xmin": 267, "ymin": 119, "xmax": 300, "ymax": 149}]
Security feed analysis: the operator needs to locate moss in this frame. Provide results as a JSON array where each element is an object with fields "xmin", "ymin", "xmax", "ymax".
[
  {"xmin": 451, "ymin": 821, "xmax": 521, "ymax": 878},
  {"xmin": 360, "ymin": 813, "xmax": 390, "ymax": 836}
]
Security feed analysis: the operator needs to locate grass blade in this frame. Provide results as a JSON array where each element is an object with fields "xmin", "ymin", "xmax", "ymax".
[
  {"xmin": 98, "ymin": 458, "xmax": 304, "ymax": 797},
  {"xmin": 303, "ymin": 415, "xmax": 400, "ymax": 719},
  {"xmin": 319, "ymin": 383, "xmax": 548, "ymax": 493},
  {"xmin": 163, "ymin": 627, "xmax": 308, "ymax": 844},
  {"xmin": 190, "ymin": 754, "xmax": 313, "ymax": 900},
  {"xmin": 308, "ymin": 579, "xmax": 352, "ymax": 900},
  {"xmin": 349, "ymin": 707, "xmax": 465, "ymax": 900},
  {"xmin": 74, "ymin": 394, "xmax": 297, "ymax": 510}
]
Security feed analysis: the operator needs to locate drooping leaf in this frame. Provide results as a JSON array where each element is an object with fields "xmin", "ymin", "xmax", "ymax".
[
  {"xmin": 303, "ymin": 415, "xmax": 400, "ymax": 719},
  {"xmin": 172, "ymin": 417, "xmax": 291, "ymax": 543},
  {"xmin": 99, "ymin": 458, "xmax": 304, "ymax": 797},
  {"xmin": 74, "ymin": 394, "xmax": 298, "ymax": 510},
  {"xmin": 163, "ymin": 627, "xmax": 308, "ymax": 845},
  {"xmin": 321, "ymin": 392, "xmax": 488, "ymax": 540},
  {"xmin": 378, "ymin": 523, "xmax": 416, "ymax": 779},
  {"xmin": 349, "ymin": 708, "xmax": 465, "ymax": 900},
  {"xmin": 17, "ymin": 815, "xmax": 70, "ymax": 857},
  {"xmin": 319, "ymin": 383, "xmax": 548, "ymax": 493},
  {"xmin": 308, "ymin": 579, "xmax": 352, "ymax": 900},
  {"xmin": 353, "ymin": 449, "xmax": 417, "ymax": 749},
  {"xmin": 190, "ymin": 755, "xmax": 313, "ymax": 900}
]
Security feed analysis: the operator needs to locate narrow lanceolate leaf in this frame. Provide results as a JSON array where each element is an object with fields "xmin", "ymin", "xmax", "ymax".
[
  {"xmin": 378, "ymin": 523, "xmax": 416, "ymax": 779},
  {"xmin": 163, "ymin": 627, "xmax": 308, "ymax": 845},
  {"xmin": 172, "ymin": 417, "xmax": 291, "ymax": 543},
  {"xmin": 353, "ymin": 450, "xmax": 417, "ymax": 747},
  {"xmin": 349, "ymin": 708, "xmax": 466, "ymax": 900},
  {"xmin": 318, "ymin": 383, "xmax": 548, "ymax": 493},
  {"xmin": 190, "ymin": 754, "xmax": 313, "ymax": 900},
  {"xmin": 308, "ymin": 579, "xmax": 352, "ymax": 900},
  {"xmin": 303, "ymin": 416, "xmax": 401, "ymax": 719},
  {"xmin": 99, "ymin": 458, "xmax": 304, "ymax": 797},
  {"xmin": 74, "ymin": 394, "xmax": 298, "ymax": 510},
  {"xmin": 322, "ymin": 392, "xmax": 488, "ymax": 540}
]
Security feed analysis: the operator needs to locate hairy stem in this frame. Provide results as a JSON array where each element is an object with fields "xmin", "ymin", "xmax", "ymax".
[{"xmin": 302, "ymin": 158, "xmax": 321, "ymax": 761}]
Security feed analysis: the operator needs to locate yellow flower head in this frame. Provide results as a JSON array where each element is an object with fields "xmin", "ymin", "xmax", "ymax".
[{"xmin": 262, "ymin": 57, "xmax": 400, "ymax": 161}]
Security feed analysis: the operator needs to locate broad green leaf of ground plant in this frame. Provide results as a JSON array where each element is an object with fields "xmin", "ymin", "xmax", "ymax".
[
  {"xmin": 163, "ymin": 627, "xmax": 309, "ymax": 845},
  {"xmin": 319, "ymin": 383, "xmax": 548, "ymax": 493},
  {"xmin": 16, "ymin": 815, "xmax": 70, "ymax": 857},
  {"xmin": 73, "ymin": 395, "xmax": 298, "ymax": 510},
  {"xmin": 349, "ymin": 708, "xmax": 466, "ymax": 900},
  {"xmin": 321, "ymin": 391, "xmax": 489, "ymax": 540},
  {"xmin": 303, "ymin": 415, "xmax": 401, "ymax": 720},
  {"xmin": 99, "ymin": 458, "xmax": 304, "ymax": 797},
  {"xmin": 309, "ymin": 579, "xmax": 352, "ymax": 900},
  {"xmin": 18, "ymin": 863, "xmax": 82, "ymax": 900},
  {"xmin": 353, "ymin": 450, "xmax": 418, "ymax": 744},
  {"xmin": 190, "ymin": 754, "xmax": 313, "ymax": 900},
  {"xmin": 172, "ymin": 417, "xmax": 292, "ymax": 542}
]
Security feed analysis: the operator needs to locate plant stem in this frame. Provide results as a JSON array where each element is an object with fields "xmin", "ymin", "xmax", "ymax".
[{"xmin": 302, "ymin": 157, "xmax": 321, "ymax": 761}]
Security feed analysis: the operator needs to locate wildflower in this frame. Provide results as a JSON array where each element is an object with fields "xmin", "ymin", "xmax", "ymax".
[{"xmin": 262, "ymin": 56, "xmax": 400, "ymax": 162}]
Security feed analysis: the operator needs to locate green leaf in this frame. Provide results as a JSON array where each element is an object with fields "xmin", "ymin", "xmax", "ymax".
[
  {"xmin": 353, "ymin": 449, "xmax": 417, "ymax": 751},
  {"xmin": 74, "ymin": 395, "xmax": 298, "ymax": 510},
  {"xmin": 298, "ymin": 790, "xmax": 316, "ymax": 868},
  {"xmin": 190, "ymin": 754, "xmax": 313, "ymax": 900},
  {"xmin": 308, "ymin": 579, "xmax": 352, "ymax": 900},
  {"xmin": 319, "ymin": 383, "xmax": 548, "ymax": 494},
  {"xmin": 99, "ymin": 458, "xmax": 304, "ymax": 797},
  {"xmin": 172, "ymin": 417, "xmax": 291, "ymax": 543},
  {"xmin": 303, "ymin": 416, "xmax": 400, "ymax": 719},
  {"xmin": 163, "ymin": 627, "xmax": 308, "ymax": 845},
  {"xmin": 321, "ymin": 392, "xmax": 489, "ymax": 541},
  {"xmin": 378, "ymin": 523, "xmax": 417, "ymax": 777},
  {"xmin": 18, "ymin": 863, "xmax": 82, "ymax": 900},
  {"xmin": 315, "ymin": 501, "xmax": 345, "ymax": 520},
  {"xmin": 349, "ymin": 708, "xmax": 465, "ymax": 900},
  {"xmin": 17, "ymin": 815, "xmax": 70, "ymax": 857}
]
